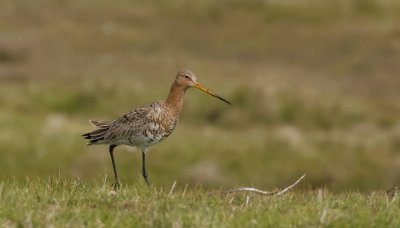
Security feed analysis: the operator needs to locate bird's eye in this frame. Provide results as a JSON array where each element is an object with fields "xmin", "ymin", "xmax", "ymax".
[{"xmin": 184, "ymin": 75, "xmax": 190, "ymax": 79}]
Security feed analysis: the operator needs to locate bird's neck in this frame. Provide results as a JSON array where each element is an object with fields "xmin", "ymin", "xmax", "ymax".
[{"xmin": 165, "ymin": 82, "xmax": 186, "ymax": 114}]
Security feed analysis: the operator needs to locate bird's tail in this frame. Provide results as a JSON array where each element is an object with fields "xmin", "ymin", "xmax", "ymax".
[{"xmin": 82, "ymin": 120, "xmax": 111, "ymax": 145}]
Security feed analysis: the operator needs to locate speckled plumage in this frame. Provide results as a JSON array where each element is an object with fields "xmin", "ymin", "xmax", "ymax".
[
  {"xmin": 82, "ymin": 69, "xmax": 230, "ymax": 187},
  {"xmin": 86, "ymin": 102, "xmax": 179, "ymax": 150}
]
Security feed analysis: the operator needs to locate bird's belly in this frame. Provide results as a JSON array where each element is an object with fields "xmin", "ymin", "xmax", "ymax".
[{"xmin": 126, "ymin": 130, "xmax": 169, "ymax": 149}]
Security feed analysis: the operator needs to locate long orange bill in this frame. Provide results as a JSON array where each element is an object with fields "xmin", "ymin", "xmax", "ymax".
[{"xmin": 194, "ymin": 82, "xmax": 231, "ymax": 105}]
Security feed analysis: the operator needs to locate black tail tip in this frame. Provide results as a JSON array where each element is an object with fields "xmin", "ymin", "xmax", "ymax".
[{"xmin": 82, "ymin": 133, "xmax": 91, "ymax": 139}]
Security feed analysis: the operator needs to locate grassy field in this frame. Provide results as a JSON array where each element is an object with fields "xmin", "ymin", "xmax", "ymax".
[
  {"xmin": 1, "ymin": 0, "xmax": 400, "ymax": 226},
  {"xmin": 1, "ymin": 178, "xmax": 399, "ymax": 227}
]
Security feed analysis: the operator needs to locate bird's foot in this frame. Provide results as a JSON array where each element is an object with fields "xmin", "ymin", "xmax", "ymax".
[{"xmin": 112, "ymin": 181, "xmax": 121, "ymax": 190}]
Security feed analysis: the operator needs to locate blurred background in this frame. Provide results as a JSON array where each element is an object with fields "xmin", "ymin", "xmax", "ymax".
[{"xmin": 1, "ymin": 0, "xmax": 399, "ymax": 191}]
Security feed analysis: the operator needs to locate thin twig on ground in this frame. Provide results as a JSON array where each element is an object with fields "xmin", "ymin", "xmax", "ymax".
[{"xmin": 208, "ymin": 174, "xmax": 306, "ymax": 196}]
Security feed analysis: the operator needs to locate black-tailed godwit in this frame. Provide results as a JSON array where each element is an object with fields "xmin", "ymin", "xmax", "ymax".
[{"xmin": 83, "ymin": 69, "xmax": 231, "ymax": 187}]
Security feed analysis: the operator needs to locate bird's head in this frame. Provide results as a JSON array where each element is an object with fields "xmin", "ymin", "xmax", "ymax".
[
  {"xmin": 175, "ymin": 69, "xmax": 198, "ymax": 88},
  {"xmin": 175, "ymin": 69, "xmax": 231, "ymax": 105}
]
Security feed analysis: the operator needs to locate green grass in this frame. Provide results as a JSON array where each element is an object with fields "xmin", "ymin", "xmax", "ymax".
[{"xmin": 0, "ymin": 178, "xmax": 399, "ymax": 227}]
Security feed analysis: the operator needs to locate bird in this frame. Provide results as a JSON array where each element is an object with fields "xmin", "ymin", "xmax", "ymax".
[{"xmin": 82, "ymin": 69, "xmax": 231, "ymax": 188}]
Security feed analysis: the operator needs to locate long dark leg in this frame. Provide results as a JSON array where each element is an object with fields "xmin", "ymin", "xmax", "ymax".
[
  {"xmin": 141, "ymin": 150, "xmax": 150, "ymax": 186},
  {"xmin": 109, "ymin": 145, "xmax": 120, "ymax": 189}
]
